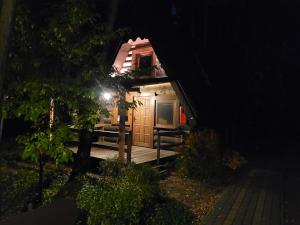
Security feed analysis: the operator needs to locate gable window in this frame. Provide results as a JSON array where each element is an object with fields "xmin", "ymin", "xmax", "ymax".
[
  {"xmin": 155, "ymin": 98, "xmax": 179, "ymax": 129},
  {"xmin": 139, "ymin": 55, "xmax": 152, "ymax": 69},
  {"xmin": 135, "ymin": 53, "xmax": 154, "ymax": 76}
]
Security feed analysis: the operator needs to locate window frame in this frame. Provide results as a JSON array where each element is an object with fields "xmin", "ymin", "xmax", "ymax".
[
  {"xmin": 155, "ymin": 97, "xmax": 179, "ymax": 129},
  {"xmin": 136, "ymin": 52, "xmax": 153, "ymax": 72}
]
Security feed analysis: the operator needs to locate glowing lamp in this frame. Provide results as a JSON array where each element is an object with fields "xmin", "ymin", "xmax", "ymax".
[{"xmin": 102, "ymin": 92, "xmax": 112, "ymax": 101}]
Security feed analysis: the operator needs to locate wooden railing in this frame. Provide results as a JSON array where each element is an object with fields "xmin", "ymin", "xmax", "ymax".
[
  {"xmin": 155, "ymin": 128, "xmax": 188, "ymax": 164},
  {"xmin": 93, "ymin": 129, "xmax": 133, "ymax": 163}
]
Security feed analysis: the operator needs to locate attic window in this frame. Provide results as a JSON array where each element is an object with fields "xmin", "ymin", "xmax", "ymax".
[{"xmin": 138, "ymin": 55, "xmax": 152, "ymax": 70}]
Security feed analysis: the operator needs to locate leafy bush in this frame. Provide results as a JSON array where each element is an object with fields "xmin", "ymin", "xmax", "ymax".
[
  {"xmin": 42, "ymin": 172, "xmax": 69, "ymax": 205},
  {"xmin": 146, "ymin": 198, "xmax": 194, "ymax": 225},
  {"xmin": 76, "ymin": 164, "xmax": 160, "ymax": 225},
  {"xmin": 177, "ymin": 129, "xmax": 223, "ymax": 181},
  {"xmin": 223, "ymin": 151, "xmax": 247, "ymax": 171},
  {"xmin": 0, "ymin": 166, "xmax": 38, "ymax": 219},
  {"xmin": 177, "ymin": 129, "xmax": 246, "ymax": 184},
  {"xmin": 99, "ymin": 158, "xmax": 126, "ymax": 178}
]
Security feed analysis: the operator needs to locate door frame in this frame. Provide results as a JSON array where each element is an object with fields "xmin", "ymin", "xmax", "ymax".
[{"xmin": 132, "ymin": 94, "xmax": 155, "ymax": 148}]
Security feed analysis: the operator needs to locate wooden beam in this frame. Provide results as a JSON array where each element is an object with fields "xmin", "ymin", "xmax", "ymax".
[{"xmin": 94, "ymin": 130, "xmax": 130, "ymax": 137}]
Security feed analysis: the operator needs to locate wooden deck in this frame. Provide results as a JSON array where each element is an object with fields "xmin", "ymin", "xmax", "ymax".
[
  {"xmin": 203, "ymin": 169, "xmax": 283, "ymax": 225},
  {"xmin": 70, "ymin": 145, "xmax": 177, "ymax": 164}
]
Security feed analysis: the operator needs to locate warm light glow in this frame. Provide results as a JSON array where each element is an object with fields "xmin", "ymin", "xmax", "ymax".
[
  {"xmin": 110, "ymin": 72, "xmax": 116, "ymax": 77},
  {"xmin": 120, "ymin": 68, "xmax": 128, "ymax": 73},
  {"xmin": 123, "ymin": 62, "xmax": 132, "ymax": 67},
  {"xmin": 102, "ymin": 92, "xmax": 112, "ymax": 101}
]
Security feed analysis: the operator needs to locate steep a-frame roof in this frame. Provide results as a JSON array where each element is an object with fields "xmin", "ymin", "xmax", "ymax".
[
  {"xmin": 110, "ymin": 0, "xmax": 215, "ymax": 128},
  {"xmin": 112, "ymin": 37, "xmax": 198, "ymax": 127},
  {"xmin": 113, "ymin": 37, "xmax": 166, "ymax": 78}
]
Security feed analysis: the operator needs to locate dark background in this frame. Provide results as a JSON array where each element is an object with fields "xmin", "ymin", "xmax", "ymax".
[
  {"xmin": 113, "ymin": 0, "xmax": 300, "ymax": 149},
  {"xmin": 4, "ymin": 0, "xmax": 300, "ymax": 151}
]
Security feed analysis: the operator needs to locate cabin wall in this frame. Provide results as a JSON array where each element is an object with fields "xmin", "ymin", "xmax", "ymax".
[{"xmin": 106, "ymin": 82, "xmax": 188, "ymax": 149}]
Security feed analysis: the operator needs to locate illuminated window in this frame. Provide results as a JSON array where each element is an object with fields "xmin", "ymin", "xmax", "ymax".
[
  {"xmin": 155, "ymin": 99, "xmax": 178, "ymax": 129},
  {"xmin": 157, "ymin": 103, "xmax": 173, "ymax": 125}
]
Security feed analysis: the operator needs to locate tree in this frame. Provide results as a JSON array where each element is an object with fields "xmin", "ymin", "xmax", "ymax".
[
  {"xmin": 5, "ymin": 0, "xmax": 129, "ymax": 181},
  {"xmin": 0, "ymin": 0, "xmax": 17, "ymax": 143},
  {"xmin": 4, "ymin": 80, "xmax": 74, "ymax": 202},
  {"xmin": 37, "ymin": 0, "xmax": 123, "ymax": 178}
]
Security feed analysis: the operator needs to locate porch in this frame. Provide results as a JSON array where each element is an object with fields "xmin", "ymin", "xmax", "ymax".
[
  {"xmin": 69, "ymin": 128, "xmax": 186, "ymax": 164},
  {"xmin": 70, "ymin": 145, "xmax": 177, "ymax": 164}
]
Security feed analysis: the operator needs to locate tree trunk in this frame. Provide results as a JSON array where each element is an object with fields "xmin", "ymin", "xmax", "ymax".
[
  {"xmin": 0, "ymin": 0, "xmax": 17, "ymax": 144},
  {"xmin": 38, "ymin": 154, "xmax": 45, "ymax": 203},
  {"xmin": 0, "ymin": 116, "xmax": 3, "ymax": 144},
  {"xmin": 69, "ymin": 129, "xmax": 93, "ymax": 180}
]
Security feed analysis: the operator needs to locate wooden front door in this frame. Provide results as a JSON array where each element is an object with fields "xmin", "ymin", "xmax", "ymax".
[{"xmin": 132, "ymin": 96, "xmax": 154, "ymax": 148}]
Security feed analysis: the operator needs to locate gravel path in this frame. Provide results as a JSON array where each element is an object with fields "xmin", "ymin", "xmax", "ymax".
[{"xmin": 160, "ymin": 174, "xmax": 224, "ymax": 224}]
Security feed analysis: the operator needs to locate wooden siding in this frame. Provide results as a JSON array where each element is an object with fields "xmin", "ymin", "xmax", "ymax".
[{"xmin": 108, "ymin": 82, "xmax": 184, "ymax": 148}]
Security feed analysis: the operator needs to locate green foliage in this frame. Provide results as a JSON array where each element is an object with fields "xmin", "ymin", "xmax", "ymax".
[
  {"xmin": 3, "ymin": 80, "xmax": 50, "ymax": 121},
  {"xmin": 177, "ymin": 129, "xmax": 247, "ymax": 184},
  {"xmin": 223, "ymin": 150, "xmax": 247, "ymax": 171},
  {"xmin": 76, "ymin": 165, "xmax": 160, "ymax": 225},
  {"xmin": 17, "ymin": 125, "xmax": 73, "ymax": 165},
  {"xmin": 0, "ymin": 166, "xmax": 38, "ymax": 219},
  {"xmin": 99, "ymin": 158, "xmax": 127, "ymax": 178},
  {"xmin": 146, "ymin": 198, "xmax": 194, "ymax": 225},
  {"xmin": 42, "ymin": 172, "xmax": 69, "ymax": 205},
  {"xmin": 177, "ymin": 129, "xmax": 223, "ymax": 181}
]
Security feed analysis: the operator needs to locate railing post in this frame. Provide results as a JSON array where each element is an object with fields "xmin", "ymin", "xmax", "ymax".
[
  {"xmin": 127, "ymin": 131, "xmax": 132, "ymax": 164},
  {"xmin": 157, "ymin": 129, "xmax": 161, "ymax": 164}
]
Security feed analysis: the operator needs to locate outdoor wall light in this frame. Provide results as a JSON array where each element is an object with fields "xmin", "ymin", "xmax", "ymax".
[{"xmin": 102, "ymin": 92, "xmax": 112, "ymax": 101}]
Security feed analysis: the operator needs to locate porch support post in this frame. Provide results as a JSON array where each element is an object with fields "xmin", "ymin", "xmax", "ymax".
[
  {"xmin": 156, "ymin": 129, "xmax": 161, "ymax": 164},
  {"xmin": 118, "ymin": 92, "xmax": 126, "ymax": 162}
]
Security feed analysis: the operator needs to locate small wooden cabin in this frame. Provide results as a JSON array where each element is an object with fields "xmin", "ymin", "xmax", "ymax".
[{"xmin": 96, "ymin": 38, "xmax": 196, "ymax": 151}]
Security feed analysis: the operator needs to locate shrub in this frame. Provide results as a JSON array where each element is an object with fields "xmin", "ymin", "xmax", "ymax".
[
  {"xmin": 99, "ymin": 158, "xmax": 126, "ymax": 178},
  {"xmin": 76, "ymin": 164, "xmax": 160, "ymax": 225},
  {"xmin": 0, "ymin": 166, "xmax": 38, "ymax": 219},
  {"xmin": 177, "ymin": 129, "xmax": 247, "ymax": 184},
  {"xmin": 42, "ymin": 172, "xmax": 69, "ymax": 205},
  {"xmin": 177, "ymin": 129, "xmax": 224, "ymax": 182},
  {"xmin": 146, "ymin": 198, "xmax": 194, "ymax": 225},
  {"xmin": 223, "ymin": 150, "xmax": 247, "ymax": 171}
]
